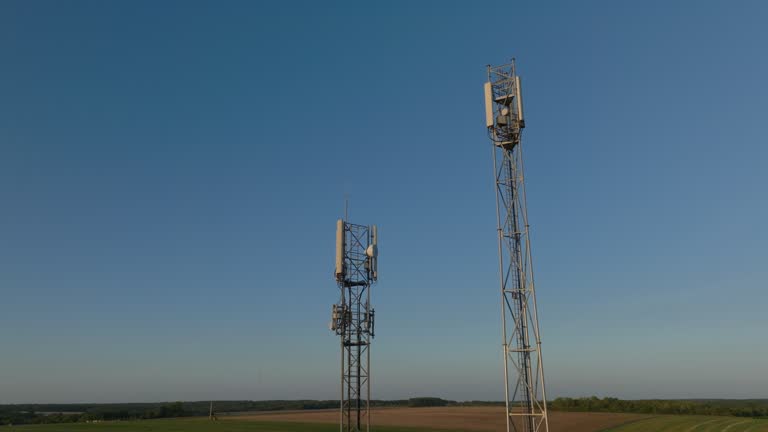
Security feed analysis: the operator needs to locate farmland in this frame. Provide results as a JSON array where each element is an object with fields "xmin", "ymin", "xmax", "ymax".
[
  {"xmin": 236, "ymin": 407, "xmax": 647, "ymax": 431},
  {"xmin": 4, "ymin": 419, "xmax": 433, "ymax": 432},
  {"xmin": 8, "ymin": 407, "xmax": 768, "ymax": 431},
  {"xmin": 607, "ymin": 415, "xmax": 768, "ymax": 431}
]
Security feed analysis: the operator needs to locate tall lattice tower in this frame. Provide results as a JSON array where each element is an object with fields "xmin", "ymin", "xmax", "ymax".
[
  {"xmin": 484, "ymin": 60, "xmax": 549, "ymax": 432},
  {"xmin": 330, "ymin": 219, "xmax": 378, "ymax": 432}
]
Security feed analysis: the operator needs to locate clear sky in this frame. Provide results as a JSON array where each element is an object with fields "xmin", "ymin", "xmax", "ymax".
[{"xmin": 1, "ymin": 1, "xmax": 767, "ymax": 404}]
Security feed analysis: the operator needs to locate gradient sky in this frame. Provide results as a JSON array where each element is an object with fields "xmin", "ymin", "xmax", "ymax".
[{"xmin": 1, "ymin": 1, "xmax": 767, "ymax": 404}]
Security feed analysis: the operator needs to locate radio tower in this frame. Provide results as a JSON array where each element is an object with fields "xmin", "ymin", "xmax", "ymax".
[
  {"xmin": 484, "ymin": 60, "xmax": 549, "ymax": 432},
  {"xmin": 330, "ymin": 218, "xmax": 378, "ymax": 432}
]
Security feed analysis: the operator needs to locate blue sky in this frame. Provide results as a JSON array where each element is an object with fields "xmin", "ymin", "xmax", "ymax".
[{"xmin": 1, "ymin": 1, "xmax": 767, "ymax": 404}]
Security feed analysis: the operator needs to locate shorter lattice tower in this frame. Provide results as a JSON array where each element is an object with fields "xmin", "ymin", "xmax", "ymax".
[{"xmin": 330, "ymin": 219, "xmax": 378, "ymax": 432}]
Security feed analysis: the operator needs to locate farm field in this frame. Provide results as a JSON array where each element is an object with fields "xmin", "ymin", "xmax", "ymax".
[
  {"xmin": 8, "ymin": 408, "xmax": 768, "ymax": 432},
  {"xmin": 607, "ymin": 415, "xmax": 768, "ymax": 431},
  {"xmin": 0, "ymin": 419, "xmax": 435, "ymax": 432},
  {"xmin": 236, "ymin": 406, "xmax": 647, "ymax": 431},
  {"xmin": 235, "ymin": 407, "xmax": 768, "ymax": 432}
]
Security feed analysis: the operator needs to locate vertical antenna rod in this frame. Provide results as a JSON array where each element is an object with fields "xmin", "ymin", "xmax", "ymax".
[
  {"xmin": 345, "ymin": 195, "xmax": 349, "ymax": 221},
  {"xmin": 330, "ymin": 215, "xmax": 378, "ymax": 432},
  {"xmin": 485, "ymin": 60, "xmax": 549, "ymax": 432}
]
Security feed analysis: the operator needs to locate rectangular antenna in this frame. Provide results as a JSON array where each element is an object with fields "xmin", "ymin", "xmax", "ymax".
[
  {"xmin": 515, "ymin": 75, "xmax": 524, "ymax": 126},
  {"xmin": 371, "ymin": 225, "xmax": 378, "ymax": 281},
  {"xmin": 484, "ymin": 82, "xmax": 494, "ymax": 127},
  {"xmin": 335, "ymin": 219, "xmax": 345, "ymax": 280}
]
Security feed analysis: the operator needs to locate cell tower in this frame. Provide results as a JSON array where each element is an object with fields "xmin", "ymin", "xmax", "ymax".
[
  {"xmin": 484, "ymin": 60, "xmax": 549, "ymax": 432},
  {"xmin": 329, "ymin": 219, "xmax": 378, "ymax": 432}
]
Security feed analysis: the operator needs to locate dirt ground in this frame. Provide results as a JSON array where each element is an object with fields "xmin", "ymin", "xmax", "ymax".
[{"xmin": 231, "ymin": 406, "xmax": 649, "ymax": 432}]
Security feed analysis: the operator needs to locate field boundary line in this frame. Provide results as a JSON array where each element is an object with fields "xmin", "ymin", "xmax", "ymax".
[
  {"xmin": 722, "ymin": 420, "xmax": 751, "ymax": 431},
  {"xmin": 686, "ymin": 419, "xmax": 719, "ymax": 431},
  {"xmin": 700, "ymin": 418, "xmax": 745, "ymax": 432}
]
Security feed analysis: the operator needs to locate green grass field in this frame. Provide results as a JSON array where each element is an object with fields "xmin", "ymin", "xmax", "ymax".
[{"xmin": 606, "ymin": 415, "xmax": 768, "ymax": 432}]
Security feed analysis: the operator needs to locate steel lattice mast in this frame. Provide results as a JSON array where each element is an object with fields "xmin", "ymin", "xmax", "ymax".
[
  {"xmin": 330, "ymin": 219, "xmax": 378, "ymax": 432},
  {"xmin": 484, "ymin": 60, "xmax": 549, "ymax": 432}
]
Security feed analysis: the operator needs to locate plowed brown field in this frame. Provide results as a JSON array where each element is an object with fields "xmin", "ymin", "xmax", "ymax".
[{"xmin": 231, "ymin": 407, "xmax": 650, "ymax": 432}]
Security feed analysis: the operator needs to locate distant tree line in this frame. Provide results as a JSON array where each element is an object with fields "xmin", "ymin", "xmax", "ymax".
[
  {"xmin": 550, "ymin": 397, "xmax": 768, "ymax": 418},
  {"xmin": 0, "ymin": 399, "xmax": 411, "ymax": 426},
  {"xmin": 408, "ymin": 397, "xmax": 452, "ymax": 407},
  {"xmin": 0, "ymin": 401, "xmax": 189, "ymax": 426}
]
